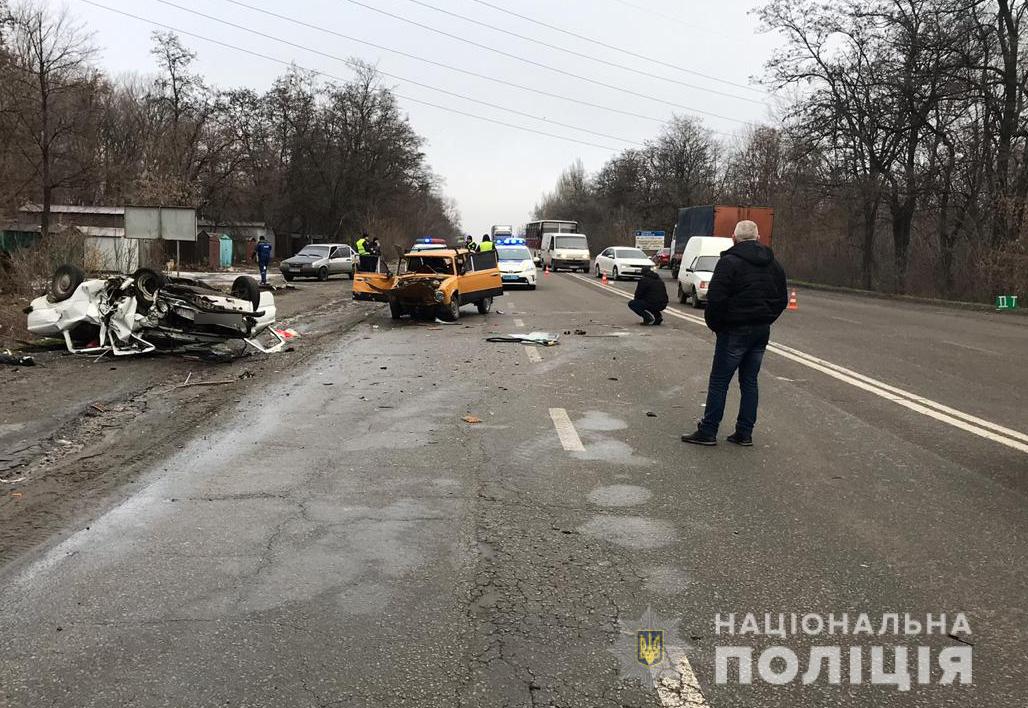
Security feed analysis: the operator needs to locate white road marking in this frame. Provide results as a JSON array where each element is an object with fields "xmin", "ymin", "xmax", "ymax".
[
  {"xmin": 941, "ymin": 340, "xmax": 1001, "ymax": 356},
  {"xmin": 568, "ymin": 273, "xmax": 1028, "ymax": 454},
  {"xmin": 524, "ymin": 346, "xmax": 542, "ymax": 363},
  {"xmin": 514, "ymin": 318, "xmax": 525, "ymax": 327},
  {"xmin": 829, "ymin": 315, "xmax": 862, "ymax": 325},
  {"xmin": 548, "ymin": 407, "xmax": 585, "ymax": 452},
  {"xmin": 653, "ymin": 646, "xmax": 710, "ymax": 707}
]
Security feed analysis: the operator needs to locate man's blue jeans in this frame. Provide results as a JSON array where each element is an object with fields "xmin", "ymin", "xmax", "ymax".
[
  {"xmin": 699, "ymin": 325, "xmax": 770, "ymax": 436},
  {"xmin": 258, "ymin": 259, "xmax": 269, "ymax": 284}
]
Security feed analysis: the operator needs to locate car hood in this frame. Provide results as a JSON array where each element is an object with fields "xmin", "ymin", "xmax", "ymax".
[
  {"xmin": 617, "ymin": 258, "xmax": 656, "ymax": 267},
  {"xmin": 284, "ymin": 254, "xmax": 326, "ymax": 263},
  {"xmin": 499, "ymin": 260, "xmax": 533, "ymax": 272}
]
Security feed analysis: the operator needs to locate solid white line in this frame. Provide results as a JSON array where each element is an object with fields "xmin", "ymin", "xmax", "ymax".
[
  {"xmin": 941, "ymin": 340, "xmax": 1001, "ymax": 356},
  {"xmin": 548, "ymin": 407, "xmax": 585, "ymax": 452},
  {"xmin": 514, "ymin": 318, "xmax": 525, "ymax": 327},
  {"xmin": 524, "ymin": 345, "xmax": 542, "ymax": 363},
  {"xmin": 654, "ymin": 645, "xmax": 709, "ymax": 707},
  {"xmin": 829, "ymin": 315, "xmax": 862, "ymax": 325},
  {"xmin": 567, "ymin": 273, "xmax": 1028, "ymax": 454}
]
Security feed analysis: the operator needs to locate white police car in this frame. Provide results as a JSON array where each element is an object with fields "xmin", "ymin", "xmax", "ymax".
[{"xmin": 495, "ymin": 239, "xmax": 538, "ymax": 289}]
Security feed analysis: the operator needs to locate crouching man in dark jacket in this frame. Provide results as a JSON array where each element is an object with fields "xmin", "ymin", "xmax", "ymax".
[
  {"xmin": 682, "ymin": 220, "xmax": 787, "ymax": 446},
  {"xmin": 628, "ymin": 266, "xmax": 669, "ymax": 325}
]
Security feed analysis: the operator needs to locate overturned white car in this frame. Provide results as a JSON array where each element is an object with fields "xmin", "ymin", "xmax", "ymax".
[{"xmin": 25, "ymin": 265, "xmax": 285, "ymax": 357}]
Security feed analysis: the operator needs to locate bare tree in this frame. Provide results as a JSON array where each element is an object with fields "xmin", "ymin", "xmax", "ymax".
[{"xmin": 2, "ymin": 0, "xmax": 96, "ymax": 237}]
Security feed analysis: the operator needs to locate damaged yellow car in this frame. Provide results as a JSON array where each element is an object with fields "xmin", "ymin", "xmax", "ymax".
[{"xmin": 352, "ymin": 247, "xmax": 502, "ymax": 321}]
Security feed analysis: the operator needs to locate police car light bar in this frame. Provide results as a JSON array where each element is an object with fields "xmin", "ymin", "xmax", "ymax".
[{"xmin": 498, "ymin": 238, "xmax": 526, "ymax": 246}]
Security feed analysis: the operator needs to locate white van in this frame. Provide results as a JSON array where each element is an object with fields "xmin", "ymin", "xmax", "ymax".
[
  {"xmin": 676, "ymin": 236, "xmax": 733, "ymax": 307},
  {"xmin": 541, "ymin": 232, "xmax": 590, "ymax": 272}
]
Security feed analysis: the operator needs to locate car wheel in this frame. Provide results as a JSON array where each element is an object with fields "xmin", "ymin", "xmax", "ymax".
[
  {"xmin": 594, "ymin": 264, "xmax": 601, "ymax": 278},
  {"xmin": 612, "ymin": 266, "xmax": 619, "ymax": 281},
  {"xmin": 231, "ymin": 275, "xmax": 262, "ymax": 310},
  {"xmin": 692, "ymin": 288, "xmax": 703, "ymax": 309},
  {"xmin": 132, "ymin": 268, "xmax": 165, "ymax": 310},
  {"xmin": 283, "ymin": 273, "xmax": 294, "ymax": 282},
  {"xmin": 317, "ymin": 266, "xmax": 328, "ymax": 281},
  {"xmin": 476, "ymin": 296, "xmax": 492, "ymax": 314},
  {"xmin": 49, "ymin": 264, "xmax": 85, "ymax": 302},
  {"xmin": 439, "ymin": 293, "xmax": 460, "ymax": 321},
  {"xmin": 678, "ymin": 283, "xmax": 687, "ymax": 304},
  {"xmin": 389, "ymin": 300, "xmax": 404, "ymax": 319}
]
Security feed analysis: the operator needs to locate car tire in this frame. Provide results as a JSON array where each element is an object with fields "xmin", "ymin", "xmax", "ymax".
[
  {"xmin": 231, "ymin": 275, "xmax": 262, "ymax": 311},
  {"xmin": 317, "ymin": 266, "xmax": 328, "ymax": 281},
  {"xmin": 612, "ymin": 266, "xmax": 619, "ymax": 281},
  {"xmin": 283, "ymin": 273, "xmax": 294, "ymax": 282},
  {"xmin": 49, "ymin": 264, "xmax": 85, "ymax": 302},
  {"xmin": 389, "ymin": 301, "xmax": 403, "ymax": 319},
  {"xmin": 678, "ymin": 283, "xmax": 687, "ymax": 304},
  {"xmin": 439, "ymin": 294, "xmax": 460, "ymax": 321},
  {"xmin": 692, "ymin": 288, "xmax": 703, "ymax": 309},
  {"xmin": 594, "ymin": 264, "xmax": 601, "ymax": 278},
  {"xmin": 132, "ymin": 268, "xmax": 165, "ymax": 310},
  {"xmin": 476, "ymin": 296, "xmax": 492, "ymax": 314}
]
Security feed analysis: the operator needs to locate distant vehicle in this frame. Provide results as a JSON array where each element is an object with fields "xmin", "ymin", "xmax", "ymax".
[
  {"xmin": 525, "ymin": 219, "xmax": 578, "ymax": 252},
  {"xmin": 496, "ymin": 239, "xmax": 537, "ymax": 289},
  {"xmin": 669, "ymin": 205, "xmax": 774, "ymax": 278},
  {"xmin": 279, "ymin": 243, "xmax": 356, "ymax": 281},
  {"xmin": 676, "ymin": 237, "xmax": 733, "ymax": 307},
  {"xmin": 409, "ymin": 237, "xmax": 450, "ymax": 252},
  {"xmin": 593, "ymin": 247, "xmax": 655, "ymax": 280},
  {"xmin": 490, "ymin": 224, "xmax": 514, "ymax": 241},
  {"xmin": 652, "ymin": 247, "xmax": 671, "ymax": 268},
  {"xmin": 540, "ymin": 232, "xmax": 590, "ymax": 272}
]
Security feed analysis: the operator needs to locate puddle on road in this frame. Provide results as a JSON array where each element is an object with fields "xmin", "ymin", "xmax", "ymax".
[
  {"xmin": 578, "ymin": 514, "xmax": 676, "ymax": 549},
  {"xmin": 587, "ymin": 484, "xmax": 653, "ymax": 507},
  {"xmin": 642, "ymin": 564, "xmax": 691, "ymax": 594},
  {"xmin": 573, "ymin": 439, "xmax": 654, "ymax": 466},
  {"xmin": 576, "ymin": 411, "xmax": 628, "ymax": 431}
]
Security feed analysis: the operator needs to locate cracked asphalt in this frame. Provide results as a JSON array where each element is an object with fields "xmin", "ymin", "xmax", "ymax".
[{"xmin": 0, "ymin": 272, "xmax": 1025, "ymax": 707}]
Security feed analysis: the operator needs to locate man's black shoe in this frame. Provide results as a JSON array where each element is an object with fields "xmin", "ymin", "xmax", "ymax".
[
  {"xmin": 653, "ymin": 315, "xmax": 663, "ymax": 325},
  {"xmin": 726, "ymin": 432, "xmax": 753, "ymax": 447},
  {"xmin": 681, "ymin": 430, "xmax": 717, "ymax": 446}
]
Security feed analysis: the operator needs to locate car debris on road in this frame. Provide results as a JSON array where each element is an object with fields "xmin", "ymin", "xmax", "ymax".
[{"xmin": 24, "ymin": 265, "xmax": 286, "ymax": 358}]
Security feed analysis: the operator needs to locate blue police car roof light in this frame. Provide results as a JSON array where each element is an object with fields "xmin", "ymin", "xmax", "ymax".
[{"xmin": 498, "ymin": 238, "xmax": 526, "ymax": 246}]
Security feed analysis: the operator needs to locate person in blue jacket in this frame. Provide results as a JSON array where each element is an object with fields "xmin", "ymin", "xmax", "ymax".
[{"xmin": 256, "ymin": 235, "xmax": 273, "ymax": 285}]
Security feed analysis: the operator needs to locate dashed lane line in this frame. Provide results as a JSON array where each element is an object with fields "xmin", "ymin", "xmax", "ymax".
[
  {"xmin": 524, "ymin": 346, "xmax": 542, "ymax": 363},
  {"xmin": 514, "ymin": 318, "xmax": 525, "ymax": 327},
  {"xmin": 567, "ymin": 273, "xmax": 1028, "ymax": 454},
  {"xmin": 548, "ymin": 407, "xmax": 585, "ymax": 452}
]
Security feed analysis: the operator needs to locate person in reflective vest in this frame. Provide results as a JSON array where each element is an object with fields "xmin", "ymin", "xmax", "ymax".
[
  {"xmin": 355, "ymin": 231, "xmax": 370, "ymax": 255},
  {"xmin": 256, "ymin": 235, "xmax": 273, "ymax": 285},
  {"xmin": 478, "ymin": 235, "xmax": 494, "ymax": 252}
]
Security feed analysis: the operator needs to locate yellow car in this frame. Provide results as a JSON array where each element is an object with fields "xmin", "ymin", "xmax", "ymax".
[{"xmin": 352, "ymin": 248, "xmax": 502, "ymax": 321}]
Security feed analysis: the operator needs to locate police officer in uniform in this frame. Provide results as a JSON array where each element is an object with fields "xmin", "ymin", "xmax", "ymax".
[
  {"xmin": 478, "ymin": 234, "xmax": 494, "ymax": 252},
  {"xmin": 256, "ymin": 235, "xmax": 273, "ymax": 285},
  {"xmin": 355, "ymin": 231, "xmax": 370, "ymax": 256}
]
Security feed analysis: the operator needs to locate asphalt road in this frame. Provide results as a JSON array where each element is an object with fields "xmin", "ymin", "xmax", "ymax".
[{"xmin": 1, "ymin": 272, "xmax": 1024, "ymax": 707}]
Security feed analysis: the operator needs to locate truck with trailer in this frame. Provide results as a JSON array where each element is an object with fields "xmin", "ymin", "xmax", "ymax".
[
  {"xmin": 669, "ymin": 205, "xmax": 774, "ymax": 278},
  {"xmin": 490, "ymin": 224, "xmax": 514, "ymax": 241}
]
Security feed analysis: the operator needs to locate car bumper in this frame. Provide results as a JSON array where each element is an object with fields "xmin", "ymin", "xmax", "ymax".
[
  {"xmin": 501, "ymin": 273, "xmax": 536, "ymax": 286},
  {"xmin": 618, "ymin": 266, "xmax": 651, "ymax": 277},
  {"xmin": 551, "ymin": 260, "xmax": 589, "ymax": 269}
]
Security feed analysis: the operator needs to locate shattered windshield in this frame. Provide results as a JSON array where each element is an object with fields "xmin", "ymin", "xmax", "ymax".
[
  {"xmin": 497, "ymin": 246, "xmax": 532, "ymax": 261},
  {"xmin": 404, "ymin": 256, "xmax": 454, "ymax": 275}
]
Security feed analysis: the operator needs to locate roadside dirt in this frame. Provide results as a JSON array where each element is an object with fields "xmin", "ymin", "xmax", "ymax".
[{"xmin": 0, "ymin": 273, "xmax": 381, "ymax": 565}]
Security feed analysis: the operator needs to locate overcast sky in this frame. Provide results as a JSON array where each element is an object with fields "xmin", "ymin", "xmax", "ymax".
[{"xmin": 72, "ymin": 0, "xmax": 782, "ymax": 236}]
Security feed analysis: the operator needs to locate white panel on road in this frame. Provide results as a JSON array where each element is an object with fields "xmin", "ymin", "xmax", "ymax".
[{"xmin": 548, "ymin": 408, "xmax": 585, "ymax": 452}]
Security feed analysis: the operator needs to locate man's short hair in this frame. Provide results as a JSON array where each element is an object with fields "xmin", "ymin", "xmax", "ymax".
[{"xmin": 734, "ymin": 220, "xmax": 759, "ymax": 241}]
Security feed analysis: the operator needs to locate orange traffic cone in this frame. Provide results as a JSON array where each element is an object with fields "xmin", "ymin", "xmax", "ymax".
[
  {"xmin": 544, "ymin": 265, "xmax": 550, "ymax": 276},
  {"xmin": 602, "ymin": 273, "xmax": 609, "ymax": 286},
  {"xmin": 787, "ymin": 289, "xmax": 798, "ymax": 311}
]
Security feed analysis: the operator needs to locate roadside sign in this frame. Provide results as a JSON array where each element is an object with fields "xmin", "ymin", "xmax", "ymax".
[
  {"xmin": 995, "ymin": 295, "xmax": 1019, "ymax": 310},
  {"xmin": 124, "ymin": 206, "xmax": 197, "ymax": 242},
  {"xmin": 634, "ymin": 230, "xmax": 666, "ymax": 251}
]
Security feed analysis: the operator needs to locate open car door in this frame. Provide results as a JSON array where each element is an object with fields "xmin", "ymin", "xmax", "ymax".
[{"xmin": 352, "ymin": 255, "xmax": 396, "ymax": 302}]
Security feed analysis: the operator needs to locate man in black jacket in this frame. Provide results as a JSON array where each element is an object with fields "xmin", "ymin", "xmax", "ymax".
[
  {"xmin": 682, "ymin": 221, "xmax": 787, "ymax": 446},
  {"xmin": 628, "ymin": 266, "xmax": 669, "ymax": 325}
]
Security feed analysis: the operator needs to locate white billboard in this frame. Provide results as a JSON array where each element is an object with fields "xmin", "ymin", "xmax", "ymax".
[{"xmin": 124, "ymin": 206, "xmax": 197, "ymax": 242}]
